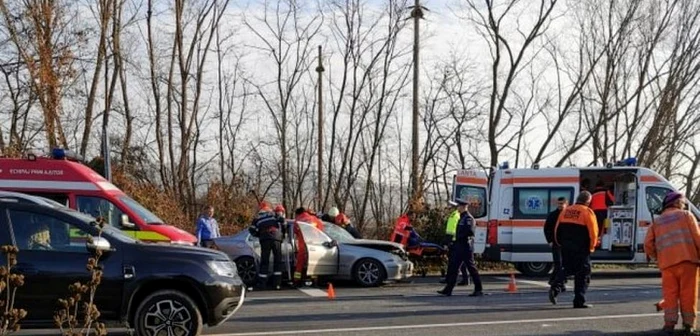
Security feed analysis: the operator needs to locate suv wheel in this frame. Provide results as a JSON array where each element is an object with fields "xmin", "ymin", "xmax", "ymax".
[
  {"xmin": 134, "ymin": 290, "xmax": 203, "ymax": 336},
  {"xmin": 352, "ymin": 258, "xmax": 386, "ymax": 287},
  {"xmin": 235, "ymin": 256, "xmax": 257, "ymax": 287}
]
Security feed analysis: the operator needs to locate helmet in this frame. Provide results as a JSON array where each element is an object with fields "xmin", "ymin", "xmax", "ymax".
[
  {"xmin": 328, "ymin": 207, "xmax": 340, "ymax": 217},
  {"xmin": 274, "ymin": 204, "xmax": 285, "ymax": 213},
  {"xmin": 663, "ymin": 191, "xmax": 684, "ymax": 209},
  {"xmin": 335, "ymin": 213, "xmax": 349, "ymax": 225},
  {"xmin": 258, "ymin": 202, "xmax": 272, "ymax": 213}
]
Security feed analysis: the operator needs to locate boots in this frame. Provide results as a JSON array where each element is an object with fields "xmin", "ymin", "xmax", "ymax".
[{"xmin": 683, "ymin": 324, "xmax": 699, "ymax": 336}]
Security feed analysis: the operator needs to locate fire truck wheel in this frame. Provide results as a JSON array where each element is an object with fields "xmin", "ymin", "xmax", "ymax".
[
  {"xmin": 515, "ymin": 262, "xmax": 552, "ymax": 277},
  {"xmin": 235, "ymin": 256, "xmax": 258, "ymax": 287},
  {"xmin": 133, "ymin": 290, "xmax": 203, "ymax": 336}
]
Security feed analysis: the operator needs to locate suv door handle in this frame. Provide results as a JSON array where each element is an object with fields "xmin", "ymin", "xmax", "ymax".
[{"xmin": 14, "ymin": 264, "xmax": 38, "ymax": 275}]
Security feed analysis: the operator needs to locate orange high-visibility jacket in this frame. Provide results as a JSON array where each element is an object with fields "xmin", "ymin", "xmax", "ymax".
[
  {"xmin": 644, "ymin": 208, "xmax": 700, "ymax": 270},
  {"xmin": 295, "ymin": 212, "xmax": 324, "ymax": 231},
  {"xmin": 590, "ymin": 189, "xmax": 615, "ymax": 211},
  {"xmin": 555, "ymin": 204, "xmax": 599, "ymax": 253}
]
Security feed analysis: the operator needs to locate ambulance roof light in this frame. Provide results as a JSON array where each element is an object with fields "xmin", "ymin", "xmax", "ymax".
[
  {"xmin": 615, "ymin": 157, "xmax": 637, "ymax": 167},
  {"xmin": 500, "ymin": 161, "xmax": 509, "ymax": 169}
]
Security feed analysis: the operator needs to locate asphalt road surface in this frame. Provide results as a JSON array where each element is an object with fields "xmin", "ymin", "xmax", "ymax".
[{"xmin": 19, "ymin": 268, "xmax": 685, "ymax": 336}]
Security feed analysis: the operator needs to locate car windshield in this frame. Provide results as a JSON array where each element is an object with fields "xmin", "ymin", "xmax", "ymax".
[
  {"xmin": 118, "ymin": 195, "xmax": 164, "ymax": 225},
  {"xmin": 322, "ymin": 222, "xmax": 356, "ymax": 244}
]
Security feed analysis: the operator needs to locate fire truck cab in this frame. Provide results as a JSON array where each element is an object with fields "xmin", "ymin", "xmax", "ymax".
[
  {"xmin": 451, "ymin": 159, "xmax": 700, "ymax": 277},
  {"xmin": 0, "ymin": 149, "xmax": 197, "ymax": 245}
]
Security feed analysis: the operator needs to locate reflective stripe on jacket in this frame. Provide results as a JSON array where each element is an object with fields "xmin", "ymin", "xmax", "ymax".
[
  {"xmin": 644, "ymin": 208, "xmax": 700, "ymax": 270},
  {"xmin": 554, "ymin": 204, "xmax": 599, "ymax": 253}
]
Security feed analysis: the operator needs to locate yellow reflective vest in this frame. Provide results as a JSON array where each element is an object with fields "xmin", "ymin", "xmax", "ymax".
[{"xmin": 445, "ymin": 210, "xmax": 460, "ymax": 240}]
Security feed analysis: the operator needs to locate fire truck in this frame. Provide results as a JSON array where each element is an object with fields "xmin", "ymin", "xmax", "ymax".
[
  {"xmin": 0, "ymin": 149, "xmax": 197, "ymax": 245},
  {"xmin": 451, "ymin": 159, "xmax": 700, "ymax": 277}
]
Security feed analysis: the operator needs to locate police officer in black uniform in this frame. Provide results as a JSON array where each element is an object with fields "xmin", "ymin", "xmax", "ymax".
[
  {"xmin": 249, "ymin": 203, "xmax": 286, "ymax": 290},
  {"xmin": 437, "ymin": 200, "xmax": 483, "ymax": 297}
]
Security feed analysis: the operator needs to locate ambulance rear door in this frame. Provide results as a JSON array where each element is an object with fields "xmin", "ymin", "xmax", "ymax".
[{"xmin": 452, "ymin": 169, "xmax": 489, "ymax": 254}]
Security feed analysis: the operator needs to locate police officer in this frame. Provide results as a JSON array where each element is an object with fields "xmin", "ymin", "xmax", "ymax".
[
  {"xmin": 437, "ymin": 200, "xmax": 483, "ymax": 297},
  {"xmin": 439, "ymin": 200, "xmax": 468, "ymax": 286},
  {"xmin": 249, "ymin": 202, "xmax": 286, "ymax": 290}
]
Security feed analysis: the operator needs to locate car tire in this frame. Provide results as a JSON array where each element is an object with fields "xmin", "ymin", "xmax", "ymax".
[
  {"xmin": 235, "ymin": 256, "xmax": 258, "ymax": 287},
  {"xmin": 515, "ymin": 262, "xmax": 552, "ymax": 277},
  {"xmin": 133, "ymin": 290, "xmax": 203, "ymax": 336},
  {"xmin": 352, "ymin": 258, "xmax": 387, "ymax": 287}
]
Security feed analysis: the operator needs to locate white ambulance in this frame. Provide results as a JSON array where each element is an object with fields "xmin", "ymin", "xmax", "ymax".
[{"xmin": 451, "ymin": 159, "xmax": 700, "ymax": 277}]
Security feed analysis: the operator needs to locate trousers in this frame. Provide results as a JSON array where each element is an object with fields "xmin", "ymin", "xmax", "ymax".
[
  {"xmin": 552, "ymin": 248, "xmax": 590, "ymax": 306},
  {"xmin": 443, "ymin": 242, "xmax": 482, "ymax": 294},
  {"xmin": 549, "ymin": 245, "xmax": 564, "ymax": 286},
  {"xmin": 259, "ymin": 239, "xmax": 282, "ymax": 288},
  {"xmin": 661, "ymin": 261, "xmax": 699, "ymax": 327}
]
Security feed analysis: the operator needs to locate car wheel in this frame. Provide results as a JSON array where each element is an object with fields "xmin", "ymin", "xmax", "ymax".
[
  {"xmin": 515, "ymin": 262, "xmax": 552, "ymax": 277},
  {"xmin": 133, "ymin": 290, "xmax": 202, "ymax": 336},
  {"xmin": 352, "ymin": 258, "xmax": 387, "ymax": 287},
  {"xmin": 235, "ymin": 256, "xmax": 257, "ymax": 287}
]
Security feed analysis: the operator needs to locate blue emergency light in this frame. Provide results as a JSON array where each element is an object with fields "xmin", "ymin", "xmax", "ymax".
[
  {"xmin": 50, "ymin": 148, "xmax": 84, "ymax": 162},
  {"xmin": 615, "ymin": 157, "xmax": 637, "ymax": 167},
  {"xmin": 51, "ymin": 148, "xmax": 66, "ymax": 159},
  {"xmin": 500, "ymin": 161, "xmax": 510, "ymax": 169}
]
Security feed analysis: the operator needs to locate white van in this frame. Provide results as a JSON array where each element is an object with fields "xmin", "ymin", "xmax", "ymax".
[{"xmin": 451, "ymin": 160, "xmax": 700, "ymax": 277}]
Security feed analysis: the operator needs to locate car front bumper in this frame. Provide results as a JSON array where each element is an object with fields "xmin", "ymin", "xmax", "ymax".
[
  {"xmin": 385, "ymin": 260, "xmax": 414, "ymax": 280},
  {"xmin": 207, "ymin": 279, "xmax": 246, "ymax": 327}
]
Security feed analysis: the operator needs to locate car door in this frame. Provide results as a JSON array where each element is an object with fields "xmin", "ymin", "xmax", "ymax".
[
  {"xmin": 298, "ymin": 223, "xmax": 338, "ymax": 275},
  {"xmin": 4, "ymin": 204, "xmax": 124, "ymax": 323}
]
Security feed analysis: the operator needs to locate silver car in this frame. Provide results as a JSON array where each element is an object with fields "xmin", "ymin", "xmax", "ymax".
[{"xmin": 213, "ymin": 220, "xmax": 414, "ymax": 287}]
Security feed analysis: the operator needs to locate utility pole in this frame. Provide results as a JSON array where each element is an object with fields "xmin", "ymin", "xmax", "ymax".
[
  {"xmin": 316, "ymin": 45, "xmax": 325, "ymax": 211},
  {"xmin": 409, "ymin": 0, "xmax": 425, "ymax": 211}
]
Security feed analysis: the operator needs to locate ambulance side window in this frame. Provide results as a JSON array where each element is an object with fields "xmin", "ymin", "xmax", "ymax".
[
  {"xmin": 75, "ymin": 196, "xmax": 126, "ymax": 229},
  {"xmin": 513, "ymin": 187, "xmax": 574, "ymax": 219}
]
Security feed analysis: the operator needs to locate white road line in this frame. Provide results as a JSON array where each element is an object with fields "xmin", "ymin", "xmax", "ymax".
[
  {"xmin": 297, "ymin": 287, "xmax": 328, "ymax": 297},
  {"xmin": 211, "ymin": 312, "xmax": 662, "ymax": 336},
  {"xmin": 495, "ymin": 276, "xmax": 550, "ymax": 288}
]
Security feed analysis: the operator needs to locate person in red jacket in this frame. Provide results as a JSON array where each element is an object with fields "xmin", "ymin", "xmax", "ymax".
[
  {"xmin": 590, "ymin": 181, "xmax": 615, "ymax": 238},
  {"xmin": 292, "ymin": 207, "xmax": 311, "ymax": 286},
  {"xmin": 294, "ymin": 207, "xmax": 324, "ymax": 230}
]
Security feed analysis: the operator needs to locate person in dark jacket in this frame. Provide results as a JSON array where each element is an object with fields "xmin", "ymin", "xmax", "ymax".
[
  {"xmin": 437, "ymin": 200, "xmax": 483, "ymax": 297},
  {"xmin": 544, "ymin": 197, "xmax": 568, "ymax": 289},
  {"xmin": 249, "ymin": 202, "xmax": 286, "ymax": 290}
]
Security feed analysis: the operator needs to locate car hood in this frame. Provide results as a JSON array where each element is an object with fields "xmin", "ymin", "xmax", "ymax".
[
  {"xmin": 342, "ymin": 239, "xmax": 405, "ymax": 253},
  {"xmin": 135, "ymin": 242, "xmax": 231, "ymax": 261}
]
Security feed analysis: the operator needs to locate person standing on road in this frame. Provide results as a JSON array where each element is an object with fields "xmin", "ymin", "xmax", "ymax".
[
  {"xmin": 544, "ymin": 197, "xmax": 568, "ymax": 290},
  {"xmin": 439, "ymin": 200, "xmax": 469, "ymax": 286},
  {"xmin": 548, "ymin": 191, "xmax": 598, "ymax": 308},
  {"xmin": 437, "ymin": 200, "xmax": 483, "ymax": 297},
  {"xmin": 644, "ymin": 191, "xmax": 700, "ymax": 336},
  {"xmin": 249, "ymin": 202, "xmax": 286, "ymax": 290},
  {"xmin": 292, "ymin": 207, "xmax": 310, "ymax": 287},
  {"xmin": 195, "ymin": 205, "xmax": 220, "ymax": 248}
]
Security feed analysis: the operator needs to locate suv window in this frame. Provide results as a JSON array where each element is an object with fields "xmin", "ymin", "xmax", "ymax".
[
  {"xmin": 7, "ymin": 209, "xmax": 91, "ymax": 252},
  {"xmin": 76, "ymin": 196, "xmax": 126, "ymax": 229}
]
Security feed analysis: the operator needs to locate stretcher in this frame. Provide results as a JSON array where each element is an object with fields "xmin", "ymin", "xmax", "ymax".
[{"xmin": 389, "ymin": 215, "xmax": 449, "ymax": 277}]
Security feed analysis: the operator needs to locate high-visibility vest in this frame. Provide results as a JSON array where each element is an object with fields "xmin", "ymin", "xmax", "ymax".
[
  {"xmin": 445, "ymin": 210, "xmax": 460, "ymax": 238},
  {"xmin": 590, "ymin": 189, "xmax": 614, "ymax": 210},
  {"xmin": 644, "ymin": 208, "xmax": 700, "ymax": 270}
]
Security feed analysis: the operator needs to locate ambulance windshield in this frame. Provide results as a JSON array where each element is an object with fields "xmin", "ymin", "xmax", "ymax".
[{"xmin": 119, "ymin": 195, "xmax": 164, "ymax": 225}]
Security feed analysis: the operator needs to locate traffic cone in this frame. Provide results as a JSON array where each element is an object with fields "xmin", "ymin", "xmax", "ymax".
[
  {"xmin": 327, "ymin": 283, "xmax": 336, "ymax": 300},
  {"xmin": 506, "ymin": 273, "xmax": 518, "ymax": 293}
]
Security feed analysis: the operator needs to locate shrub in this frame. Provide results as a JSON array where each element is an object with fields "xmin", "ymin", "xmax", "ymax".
[
  {"xmin": 202, "ymin": 181, "xmax": 256, "ymax": 235},
  {"xmin": 53, "ymin": 219, "xmax": 108, "ymax": 336},
  {"xmin": 0, "ymin": 245, "xmax": 26, "ymax": 335}
]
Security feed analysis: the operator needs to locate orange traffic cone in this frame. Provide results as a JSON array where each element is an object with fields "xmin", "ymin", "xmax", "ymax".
[
  {"xmin": 506, "ymin": 273, "xmax": 518, "ymax": 293},
  {"xmin": 327, "ymin": 283, "xmax": 336, "ymax": 300}
]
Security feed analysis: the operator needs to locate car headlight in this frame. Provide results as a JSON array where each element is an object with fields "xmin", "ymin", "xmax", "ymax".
[{"xmin": 208, "ymin": 260, "xmax": 237, "ymax": 277}]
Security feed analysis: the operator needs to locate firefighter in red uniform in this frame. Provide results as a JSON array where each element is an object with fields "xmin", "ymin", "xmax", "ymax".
[
  {"xmin": 292, "ymin": 207, "xmax": 310, "ymax": 287},
  {"xmin": 590, "ymin": 180, "xmax": 614, "ymax": 239},
  {"xmin": 294, "ymin": 207, "xmax": 324, "ymax": 230}
]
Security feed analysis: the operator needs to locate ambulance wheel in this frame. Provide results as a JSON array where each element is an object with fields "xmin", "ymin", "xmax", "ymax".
[
  {"xmin": 133, "ymin": 290, "xmax": 203, "ymax": 336},
  {"xmin": 235, "ymin": 256, "xmax": 258, "ymax": 287},
  {"xmin": 515, "ymin": 262, "xmax": 552, "ymax": 277},
  {"xmin": 353, "ymin": 258, "xmax": 387, "ymax": 287}
]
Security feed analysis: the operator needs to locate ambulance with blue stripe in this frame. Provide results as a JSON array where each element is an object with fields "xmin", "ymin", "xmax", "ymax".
[
  {"xmin": 0, "ymin": 149, "xmax": 197, "ymax": 245},
  {"xmin": 452, "ymin": 159, "xmax": 700, "ymax": 277}
]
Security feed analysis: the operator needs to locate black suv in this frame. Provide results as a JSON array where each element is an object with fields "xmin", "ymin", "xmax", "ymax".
[{"xmin": 0, "ymin": 199, "xmax": 245, "ymax": 334}]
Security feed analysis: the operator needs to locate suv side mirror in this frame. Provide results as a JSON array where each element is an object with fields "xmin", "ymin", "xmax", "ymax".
[
  {"xmin": 87, "ymin": 236, "xmax": 112, "ymax": 252},
  {"xmin": 121, "ymin": 214, "xmax": 136, "ymax": 229}
]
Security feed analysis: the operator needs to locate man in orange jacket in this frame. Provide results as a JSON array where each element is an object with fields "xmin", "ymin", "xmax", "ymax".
[
  {"xmin": 548, "ymin": 191, "xmax": 599, "ymax": 308},
  {"xmin": 645, "ymin": 191, "xmax": 700, "ymax": 336}
]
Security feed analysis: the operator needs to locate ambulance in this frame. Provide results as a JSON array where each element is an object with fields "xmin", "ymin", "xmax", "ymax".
[
  {"xmin": 451, "ymin": 159, "xmax": 700, "ymax": 277},
  {"xmin": 0, "ymin": 149, "xmax": 197, "ymax": 245}
]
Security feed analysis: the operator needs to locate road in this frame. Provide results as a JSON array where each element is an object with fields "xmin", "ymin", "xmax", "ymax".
[{"xmin": 19, "ymin": 268, "xmax": 677, "ymax": 336}]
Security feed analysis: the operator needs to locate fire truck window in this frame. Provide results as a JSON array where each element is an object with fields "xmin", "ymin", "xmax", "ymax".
[
  {"xmin": 75, "ymin": 196, "xmax": 126, "ymax": 229},
  {"xmin": 7, "ymin": 210, "xmax": 90, "ymax": 252}
]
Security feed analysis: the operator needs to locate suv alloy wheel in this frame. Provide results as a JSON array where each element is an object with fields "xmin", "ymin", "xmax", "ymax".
[{"xmin": 134, "ymin": 290, "xmax": 203, "ymax": 336}]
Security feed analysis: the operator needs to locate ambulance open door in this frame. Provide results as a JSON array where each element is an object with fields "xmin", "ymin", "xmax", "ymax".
[{"xmin": 451, "ymin": 169, "xmax": 489, "ymax": 254}]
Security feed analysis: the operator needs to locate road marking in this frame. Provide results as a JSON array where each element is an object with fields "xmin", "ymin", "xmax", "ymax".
[
  {"xmin": 495, "ymin": 276, "xmax": 550, "ymax": 288},
  {"xmin": 297, "ymin": 288, "xmax": 328, "ymax": 297},
  {"xmin": 213, "ymin": 312, "xmax": 662, "ymax": 336}
]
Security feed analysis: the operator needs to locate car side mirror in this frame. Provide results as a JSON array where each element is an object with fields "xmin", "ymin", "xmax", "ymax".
[
  {"xmin": 121, "ymin": 214, "xmax": 136, "ymax": 229},
  {"xmin": 322, "ymin": 240, "xmax": 337, "ymax": 249},
  {"xmin": 87, "ymin": 236, "xmax": 112, "ymax": 252}
]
